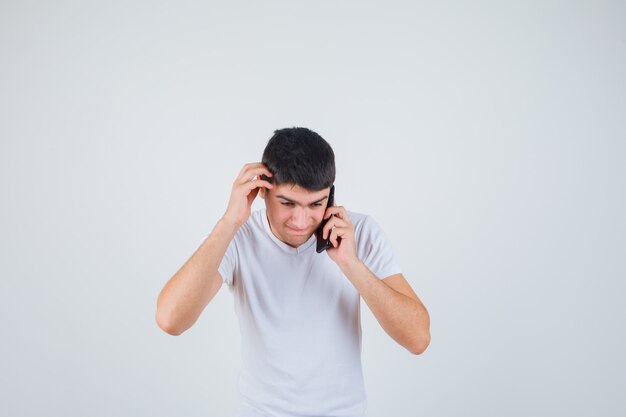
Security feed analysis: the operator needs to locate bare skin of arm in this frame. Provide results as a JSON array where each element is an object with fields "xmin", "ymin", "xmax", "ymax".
[
  {"xmin": 155, "ymin": 163, "xmax": 274, "ymax": 335},
  {"xmin": 322, "ymin": 206, "xmax": 431, "ymax": 354}
]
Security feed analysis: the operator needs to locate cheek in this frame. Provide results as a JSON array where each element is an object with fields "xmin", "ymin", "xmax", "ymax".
[
  {"xmin": 312, "ymin": 211, "xmax": 325, "ymax": 224},
  {"xmin": 270, "ymin": 207, "xmax": 291, "ymax": 222}
]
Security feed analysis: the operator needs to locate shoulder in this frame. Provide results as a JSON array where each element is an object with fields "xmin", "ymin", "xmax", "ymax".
[
  {"xmin": 349, "ymin": 209, "xmax": 401, "ymax": 276},
  {"xmin": 347, "ymin": 210, "xmax": 384, "ymax": 240},
  {"xmin": 347, "ymin": 209, "xmax": 380, "ymax": 226}
]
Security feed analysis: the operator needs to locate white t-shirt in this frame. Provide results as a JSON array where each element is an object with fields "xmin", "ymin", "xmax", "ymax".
[{"xmin": 210, "ymin": 208, "xmax": 402, "ymax": 417}]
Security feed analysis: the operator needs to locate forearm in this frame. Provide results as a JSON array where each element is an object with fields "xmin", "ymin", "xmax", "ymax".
[
  {"xmin": 156, "ymin": 217, "xmax": 239, "ymax": 335},
  {"xmin": 340, "ymin": 261, "xmax": 430, "ymax": 354}
]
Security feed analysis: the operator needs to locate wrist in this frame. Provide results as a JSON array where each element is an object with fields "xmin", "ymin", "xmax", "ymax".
[
  {"xmin": 219, "ymin": 215, "xmax": 243, "ymax": 232},
  {"xmin": 338, "ymin": 257, "xmax": 365, "ymax": 275}
]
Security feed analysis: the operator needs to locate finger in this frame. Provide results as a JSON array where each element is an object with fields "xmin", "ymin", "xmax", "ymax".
[
  {"xmin": 247, "ymin": 186, "xmax": 260, "ymax": 202},
  {"xmin": 323, "ymin": 205, "xmax": 342, "ymax": 219},
  {"xmin": 240, "ymin": 162, "xmax": 267, "ymax": 172},
  {"xmin": 331, "ymin": 231, "xmax": 338, "ymax": 247},
  {"xmin": 322, "ymin": 216, "xmax": 342, "ymax": 239},
  {"xmin": 331, "ymin": 227, "xmax": 341, "ymax": 247},
  {"xmin": 330, "ymin": 226, "xmax": 350, "ymax": 246},
  {"xmin": 238, "ymin": 162, "xmax": 264, "ymax": 177},
  {"xmin": 334, "ymin": 226, "xmax": 351, "ymax": 239},
  {"xmin": 323, "ymin": 217, "xmax": 348, "ymax": 239},
  {"xmin": 323, "ymin": 224, "xmax": 335, "ymax": 240},
  {"xmin": 242, "ymin": 179, "xmax": 273, "ymax": 195},
  {"xmin": 324, "ymin": 205, "xmax": 342, "ymax": 218},
  {"xmin": 236, "ymin": 168, "xmax": 272, "ymax": 184},
  {"xmin": 239, "ymin": 167, "xmax": 273, "ymax": 184},
  {"xmin": 330, "ymin": 226, "xmax": 347, "ymax": 247},
  {"xmin": 324, "ymin": 206, "xmax": 350, "ymax": 222},
  {"xmin": 246, "ymin": 178, "xmax": 273, "ymax": 189}
]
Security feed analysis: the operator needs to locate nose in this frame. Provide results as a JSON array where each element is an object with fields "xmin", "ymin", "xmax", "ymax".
[{"xmin": 290, "ymin": 207, "xmax": 309, "ymax": 229}]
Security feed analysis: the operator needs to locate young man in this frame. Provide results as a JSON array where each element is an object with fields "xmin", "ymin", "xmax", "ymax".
[{"xmin": 156, "ymin": 127, "xmax": 430, "ymax": 417}]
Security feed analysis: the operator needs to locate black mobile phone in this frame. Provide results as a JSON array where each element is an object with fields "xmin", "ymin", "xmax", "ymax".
[{"xmin": 316, "ymin": 185, "xmax": 335, "ymax": 253}]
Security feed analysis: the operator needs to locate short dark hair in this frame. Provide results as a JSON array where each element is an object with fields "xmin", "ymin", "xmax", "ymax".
[{"xmin": 261, "ymin": 127, "xmax": 335, "ymax": 191}]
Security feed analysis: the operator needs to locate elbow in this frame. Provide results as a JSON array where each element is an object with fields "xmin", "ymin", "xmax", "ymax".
[
  {"xmin": 408, "ymin": 307, "xmax": 431, "ymax": 355},
  {"xmin": 155, "ymin": 310, "xmax": 185, "ymax": 336},
  {"xmin": 408, "ymin": 332, "xmax": 431, "ymax": 355}
]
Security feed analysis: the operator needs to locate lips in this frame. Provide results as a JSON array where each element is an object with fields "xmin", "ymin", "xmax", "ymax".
[{"xmin": 287, "ymin": 226, "xmax": 309, "ymax": 234}]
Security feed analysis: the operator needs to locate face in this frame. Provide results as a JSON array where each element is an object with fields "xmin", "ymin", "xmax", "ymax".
[{"xmin": 260, "ymin": 183, "xmax": 331, "ymax": 248}]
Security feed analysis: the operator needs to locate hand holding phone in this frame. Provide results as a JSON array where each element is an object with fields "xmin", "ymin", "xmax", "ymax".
[{"xmin": 315, "ymin": 185, "xmax": 336, "ymax": 253}]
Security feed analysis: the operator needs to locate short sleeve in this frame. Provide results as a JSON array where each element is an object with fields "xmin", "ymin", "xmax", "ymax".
[
  {"xmin": 198, "ymin": 232, "xmax": 237, "ymax": 286},
  {"xmin": 355, "ymin": 215, "xmax": 402, "ymax": 279}
]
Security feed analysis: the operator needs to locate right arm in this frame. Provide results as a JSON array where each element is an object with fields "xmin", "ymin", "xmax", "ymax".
[
  {"xmin": 155, "ymin": 217, "xmax": 239, "ymax": 336},
  {"xmin": 155, "ymin": 162, "xmax": 274, "ymax": 336}
]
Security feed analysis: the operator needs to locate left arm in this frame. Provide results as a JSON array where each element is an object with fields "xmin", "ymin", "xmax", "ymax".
[
  {"xmin": 343, "ymin": 262, "xmax": 430, "ymax": 355},
  {"xmin": 322, "ymin": 206, "xmax": 431, "ymax": 355}
]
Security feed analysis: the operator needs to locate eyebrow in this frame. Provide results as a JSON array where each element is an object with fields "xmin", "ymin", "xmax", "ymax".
[{"xmin": 275, "ymin": 194, "xmax": 328, "ymax": 206}]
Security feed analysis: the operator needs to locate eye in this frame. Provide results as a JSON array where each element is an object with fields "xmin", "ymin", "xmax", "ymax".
[
  {"xmin": 281, "ymin": 202, "xmax": 294, "ymax": 206},
  {"xmin": 312, "ymin": 203, "xmax": 323, "ymax": 207}
]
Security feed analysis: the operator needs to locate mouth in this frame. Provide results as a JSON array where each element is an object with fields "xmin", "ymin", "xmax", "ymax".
[{"xmin": 286, "ymin": 226, "xmax": 310, "ymax": 235}]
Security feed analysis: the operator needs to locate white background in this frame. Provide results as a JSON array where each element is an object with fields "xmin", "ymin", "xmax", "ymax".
[{"xmin": 1, "ymin": 1, "xmax": 625, "ymax": 416}]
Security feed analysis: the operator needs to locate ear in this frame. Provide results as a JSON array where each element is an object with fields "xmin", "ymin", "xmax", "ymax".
[{"xmin": 259, "ymin": 187, "xmax": 266, "ymax": 199}]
